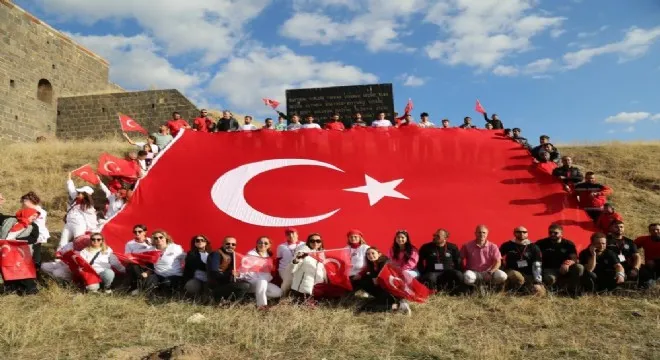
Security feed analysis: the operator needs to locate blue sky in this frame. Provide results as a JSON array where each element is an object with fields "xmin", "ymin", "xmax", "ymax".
[{"xmin": 16, "ymin": 0, "xmax": 660, "ymax": 143}]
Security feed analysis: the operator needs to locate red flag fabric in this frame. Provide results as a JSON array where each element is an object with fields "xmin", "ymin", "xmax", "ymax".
[
  {"xmin": 262, "ymin": 98, "xmax": 280, "ymax": 109},
  {"xmin": 118, "ymin": 113, "xmax": 148, "ymax": 135},
  {"xmin": 60, "ymin": 251, "xmax": 101, "ymax": 286},
  {"xmin": 377, "ymin": 263, "xmax": 431, "ymax": 303},
  {"xmin": 97, "ymin": 153, "xmax": 138, "ymax": 178},
  {"xmin": 0, "ymin": 240, "xmax": 37, "ymax": 280},
  {"xmin": 308, "ymin": 248, "xmax": 352, "ymax": 291},
  {"xmin": 404, "ymin": 98, "xmax": 413, "ymax": 115},
  {"xmin": 71, "ymin": 164, "xmax": 100, "ymax": 185},
  {"xmin": 101, "ymin": 129, "xmax": 594, "ymax": 253},
  {"xmin": 475, "ymin": 99, "xmax": 486, "ymax": 114},
  {"xmin": 235, "ymin": 253, "xmax": 274, "ymax": 274},
  {"xmin": 114, "ymin": 251, "xmax": 161, "ymax": 267}
]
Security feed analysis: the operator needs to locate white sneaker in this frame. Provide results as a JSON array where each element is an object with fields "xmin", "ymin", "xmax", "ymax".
[
  {"xmin": 354, "ymin": 290, "xmax": 370, "ymax": 299},
  {"xmin": 129, "ymin": 289, "xmax": 139, "ymax": 296},
  {"xmin": 398, "ymin": 301, "xmax": 412, "ymax": 316},
  {"xmin": 103, "ymin": 289, "xmax": 113, "ymax": 295}
]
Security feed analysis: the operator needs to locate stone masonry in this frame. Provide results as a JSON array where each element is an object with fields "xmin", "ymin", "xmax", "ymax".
[
  {"xmin": 0, "ymin": 0, "xmax": 125, "ymax": 142},
  {"xmin": 56, "ymin": 90, "xmax": 199, "ymax": 139}
]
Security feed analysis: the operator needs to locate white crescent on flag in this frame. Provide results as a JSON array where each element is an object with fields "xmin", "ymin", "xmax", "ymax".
[
  {"xmin": 0, "ymin": 244, "xmax": 11, "ymax": 257},
  {"xmin": 211, "ymin": 159, "xmax": 344, "ymax": 227},
  {"xmin": 389, "ymin": 275, "xmax": 414, "ymax": 295},
  {"xmin": 103, "ymin": 161, "xmax": 118, "ymax": 173},
  {"xmin": 126, "ymin": 119, "xmax": 137, "ymax": 128}
]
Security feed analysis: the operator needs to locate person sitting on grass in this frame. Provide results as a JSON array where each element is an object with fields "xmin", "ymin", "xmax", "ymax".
[
  {"xmin": 535, "ymin": 224, "xmax": 583, "ymax": 295},
  {"xmin": 552, "ymin": 156, "xmax": 584, "ymax": 192},
  {"xmin": 596, "ymin": 203, "xmax": 623, "ymax": 233},
  {"xmin": 183, "ymin": 234, "xmax": 212, "ymax": 299},
  {"xmin": 59, "ymin": 173, "xmax": 98, "ymax": 250},
  {"xmin": 345, "ymin": 229, "xmax": 371, "ymax": 292},
  {"xmin": 606, "ymin": 220, "xmax": 641, "ymax": 282},
  {"xmin": 125, "ymin": 224, "xmax": 152, "ymax": 253},
  {"xmin": 579, "ymin": 232, "xmax": 625, "ymax": 293},
  {"xmin": 98, "ymin": 176, "xmax": 130, "ymax": 220},
  {"xmin": 20, "ymin": 191, "xmax": 49, "ymax": 266},
  {"xmin": 417, "ymin": 228, "xmax": 463, "ymax": 293},
  {"xmin": 282, "ymin": 233, "xmax": 327, "ymax": 305},
  {"xmin": 80, "ymin": 233, "xmax": 125, "ymax": 294},
  {"xmin": 207, "ymin": 236, "xmax": 250, "ymax": 302},
  {"xmin": 460, "ymin": 225, "xmax": 507, "ymax": 289},
  {"xmin": 0, "ymin": 198, "xmax": 40, "ymax": 295},
  {"xmin": 387, "ymin": 230, "xmax": 419, "ymax": 278},
  {"xmin": 499, "ymin": 226, "xmax": 545, "ymax": 295},
  {"xmin": 573, "ymin": 172, "xmax": 613, "ymax": 222},
  {"xmin": 131, "ymin": 230, "xmax": 184, "ymax": 296},
  {"xmin": 635, "ymin": 223, "xmax": 660, "ymax": 289},
  {"xmin": 241, "ymin": 236, "xmax": 282, "ymax": 309},
  {"xmin": 354, "ymin": 247, "xmax": 412, "ymax": 315}
]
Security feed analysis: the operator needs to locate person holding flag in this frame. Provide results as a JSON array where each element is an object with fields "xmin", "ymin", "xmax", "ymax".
[
  {"xmin": 79, "ymin": 233, "xmax": 125, "ymax": 293},
  {"xmin": 98, "ymin": 176, "xmax": 130, "ymax": 220},
  {"xmin": 353, "ymin": 247, "xmax": 412, "ymax": 315},
  {"xmin": 133, "ymin": 230, "xmax": 185, "ymax": 296},
  {"xmin": 59, "ymin": 172, "xmax": 99, "ymax": 250},
  {"xmin": 20, "ymin": 191, "xmax": 49, "ymax": 266},
  {"xmin": 282, "ymin": 233, "xmax": 327, "ymax": 303},
  {"xmin": 207, "ymin": 236, "xmax": 251, "ymax": 302},
  {"xmin": 238, "ymin": 236, "xmax": 282, "ymax": 309},
  {"xmin": 0, "ymin": 197, "xmax": 40, "ymax": 295}
]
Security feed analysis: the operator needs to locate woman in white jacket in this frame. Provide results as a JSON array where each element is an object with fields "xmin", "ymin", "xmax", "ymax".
[
  {"xmin": 79, "ymin": 233, "xmax": 125, "ymax": 293},
  {"xmin": 282, "ymin": 233, "xmax": 327, "ymax": 301},
  {"xmin": 240, "ymin": 236, "xmax": 282, "ymax": 309},
  {"xmin": 59, "ymin": 173, "xmax": 99, "ymax": 249},
  {"xmin": 346, "ymin": 229, "xmax": 370, "ymax": 288},
  {"xmin": 20, "ymin": 191, "xmax": 50, "ymax": 266},
  {"xmin": 137, "ymin": 230, "xmax": 185, "ymax": 295}
]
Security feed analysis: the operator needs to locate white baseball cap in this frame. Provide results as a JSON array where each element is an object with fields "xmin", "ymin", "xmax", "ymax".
[{"xmin": 75, "ymin": 186, "xmax": 94, "ymax": 195}]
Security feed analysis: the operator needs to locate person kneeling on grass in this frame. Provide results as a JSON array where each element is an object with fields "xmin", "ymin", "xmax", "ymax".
[
  {"xmin": 579, "ymin": 233, "xmax": 625, "ymax": 293},
  {"xmin": 353, "ymin": 247, "xmax": 411, "ymax": 315},
  {"xmin": 240, "ymin": 237, "xmax": 282, "ymax": 309},
  {"xmin": 207, "ymin": 236, "xmax": 251, "ymax": 302},
  {"xmin": 80, "ymin": 233, "xmax": 125, "ymax": 293},
  {"xmin": 499, "ymin": 226, "xmax": 545, "ymax": 295},
  {"xmin": 183, "ymin": 235, "xmax": 212, "ymax": 298},
  {"xmin": 460, "ymin": 225, "xmax": 507, "ymax": 289},
  {"xmin": 130, "ymin": 230, "xmax": 184, "ymax": 296}
]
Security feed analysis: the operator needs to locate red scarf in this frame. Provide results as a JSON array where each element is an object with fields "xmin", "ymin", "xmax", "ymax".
[{"xmin": 10, "ymin": 208, "xmax": 38, "ymax": 232}]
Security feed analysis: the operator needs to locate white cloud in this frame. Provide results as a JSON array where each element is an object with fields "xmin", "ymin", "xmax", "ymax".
[
  {"xmin": 280, "ymin": 0, "xmax": 427, "ymax": 52},
  {"xmin": 493, "ymin": 65, "xmax": 519, "ymax": 76},
  {"xmin": 563, "ymin": 26, "xmax": 660, "ymax": 69},
  {"xmin": 492, "ymin": 58, "xmax": 554, "ymax": 77},
  {"xmin": 624, "ymin": 126, "xmax": 635, "ymax": 133},
  {"xmin": 424, "ymin": 0, "xmax": 565, "ymax": 69},
  {"xmin": 603, "ymin": 112, "xmax": 651, "ymax": 124},
  {"xmin": 398, "ymin": 73, "xmax": 427, "ymax": 87},
  {"xmin": 576, "ymin": 25, "xmax": 608, "ymax": 39},
  {"xmin": 651, "ymin": 114, "xmax": 660, "ymax": 121},
  {"xmin": 36, "ymin": 0, "xmax": 271, "ymax": 65},
  {"xmin": 208, "ymin": 46, "xmax": 378, "ymax": 113},
  {"xmin": 550, "ymin": 29, "xmax": 566, "ymax": 38},
  {"xmin": 69, "ymin": 33, "xmax": 206, "ymax": 91}
]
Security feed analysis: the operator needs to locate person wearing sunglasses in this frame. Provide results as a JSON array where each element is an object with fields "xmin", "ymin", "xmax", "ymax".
[
  {"xmin": 79, "ymin": 233, "xmax": 125, "ymax": 294},
  {"xmin": 282, "ymin": 233, "xmax": 327, "ymax": 302},
  {"xmin": 207, "ymin": 236, "xmax": 251, "ymax": 302},
  {"xmin": 183, "ymin": 235, "xmax": 212, "ymax": 298},
  {"xmin": 136, "ymin": 230, "xmax": 185, "ymax": 296},
  {"xmin": 499, "ymin": 227, "xmax": 545, "ymax": 295},
  {"xmin": 388, "ymin": 230, "xmax": 419, "ymax": 278},
  {"xmin": 239, "ymin": 236, "xmax": 282, "ymax": 309},
  {"xmin": 125, "ymin": 224, "xmax": 152, "ymax": 253},
  {"xmin": 535, "ymin": 224, "xmax": 582, "ymax": 295}
]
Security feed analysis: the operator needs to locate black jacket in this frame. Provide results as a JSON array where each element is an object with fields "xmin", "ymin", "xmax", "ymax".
[
  {"xmin": 183, "ymin": 250, "xmax": 208, "ymax": 280},
  {"xmin": 206, "ymin": 249, "xmax": 236, "ymax": 285},
  {"xmin": 216, "ymin": 117, "xmax": 239, "ymax": 132},
  {"xmin": 417, "ymin": 241, "xmax": 462, "ymax": 273},
  {"xmin": 360, "ymin": 256, "xmax": 390, "ymax": 280},
  {"xmin": 552, "ymin": 166, "xmax": 584, "ymax": 184},
  {"xmin": 483, "ymin": 113, "xmax": 504, "ymax": 129},
  {"xmin": 0, "ymin": 214, "xmax": 40, "ymax": 244}
]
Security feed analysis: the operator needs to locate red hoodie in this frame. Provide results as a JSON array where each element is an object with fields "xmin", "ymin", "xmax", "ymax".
[{"xmin": 596, "ymin": 211, "xmax": 623, "ymax": 233}]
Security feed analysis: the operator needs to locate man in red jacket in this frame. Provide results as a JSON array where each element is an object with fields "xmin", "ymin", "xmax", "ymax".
[
  {"xmin": 167, "ymin": 112, "xmax": 191, "ymax": 136},
  {"xmin": 573, "ymin": 172, "xmax": 613, "ymax": 222},
  {"xmin": 324, "ymin": 113, "xmax": 345, "ymax": 131}
]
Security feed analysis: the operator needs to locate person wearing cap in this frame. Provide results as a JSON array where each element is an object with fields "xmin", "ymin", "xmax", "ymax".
[
  {"xmin": 276, "ymin": 228, "xmax": 304, "ymax": 281},
  {"xmin": 417, "ymin": 229, "xmax": 463, "ymax": 293},
  {"xmin": 596, "ymin": 203, "xmax": 623, "ymax": 233},
  {"xmin": 499, "ymin": 226, "xmax": 545, "ymax": 295},
  {"xmin": 59, "ymin": 172, "xmax": 99, "ymax": 250},
  {"xmin": 418, "ymin": 113, "xmax": 435, "ymax": 128}
]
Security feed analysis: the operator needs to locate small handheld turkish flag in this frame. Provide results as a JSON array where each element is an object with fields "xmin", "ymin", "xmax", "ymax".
[
  {"xmin": 475, "ymin": 99, "xmax": 486, "ymax": 114},
  {"xmin": 118, "ymin": 113, "xmax": 148, "ymax": 135},
  {"xmin": 235, "ymin": 253, "xmax": 274, "ymax": 274},
  {"xmin": 114, "ymin": 251, "xmax": 161, "ymax": 267},
  {"xmin": 97, "ymin": 153, "xmax": 138, "ymax": 178},
  {"xmin": 262, "ymin": 98, "xmax": 280, "ymax": 109},
  {"xmin": 60, "ymin": 250, "xmax": 102, "ymax": 287},
  {"xmin": 308, "ymin": 248, "xmax": 353, "ymax": 291},
  {"xmin": 0, "ymin": 240, "xmax": 37, "ymax": 280},
  {"xmin": 404, "ymin": 98, "xmax": 413, "ymax": 115},
  {"xmin": 71, "ymin": 164, "xmax": 100, "ymax": 185},
  {"xmin": 377, "ymin": 263, "xmax": 431, "ymax": 303}
]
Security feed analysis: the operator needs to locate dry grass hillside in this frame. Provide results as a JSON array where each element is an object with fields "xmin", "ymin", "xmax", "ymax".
[{"xmin": 0, "ymin": 139, "xmax": 659, "ymax": 359}]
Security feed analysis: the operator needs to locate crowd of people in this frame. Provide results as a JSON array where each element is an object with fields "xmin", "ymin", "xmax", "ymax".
[{"xmin": 1, "ymin": 106, "xmax": 659, "ymax": 316}]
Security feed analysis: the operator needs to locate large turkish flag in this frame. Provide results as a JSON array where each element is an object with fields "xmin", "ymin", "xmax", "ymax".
[{"xmin": 101, "ymin": 128, "xmax": 594, "ymax": 254}]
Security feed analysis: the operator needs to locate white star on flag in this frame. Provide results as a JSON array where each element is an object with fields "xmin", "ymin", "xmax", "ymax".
[{"xmin": 343, "ymin": 175, "xmax": 409, "ymax": 206}]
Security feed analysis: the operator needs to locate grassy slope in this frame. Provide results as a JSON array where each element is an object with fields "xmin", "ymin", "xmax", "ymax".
[{"xmin": 1, "ymin": 139, "xmax": 659, "ymax": 359}]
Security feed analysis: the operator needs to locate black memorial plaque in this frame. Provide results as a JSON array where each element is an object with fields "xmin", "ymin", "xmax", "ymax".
[{"xmin": 285, "ymin": 83, "xmax": 395, "ymax": 127}]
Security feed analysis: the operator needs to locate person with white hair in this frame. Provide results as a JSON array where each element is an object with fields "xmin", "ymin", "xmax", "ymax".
[
  {"xmin": 460, "ymin": 225, "xmax": 507, "ymax": 288},
  {"xmin": 59, "ymin": 172, "xmax": 98, "ymax": 249}
]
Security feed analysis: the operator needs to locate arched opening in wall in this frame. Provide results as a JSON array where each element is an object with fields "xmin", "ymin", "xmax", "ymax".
[{"xmin": 37, "ymin": 79, "xmax": 53, "ymax": 104}]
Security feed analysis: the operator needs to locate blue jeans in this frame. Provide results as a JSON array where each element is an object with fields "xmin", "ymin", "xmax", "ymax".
[{"xmin": 86, "ymin": 269, "xmax": 115, "ymax": 291}]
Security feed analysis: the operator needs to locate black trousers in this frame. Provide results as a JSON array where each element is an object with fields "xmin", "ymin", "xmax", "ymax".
[
  {"xmin": 639, "ymin": 261, "xmax": 659, "ymax": 288},
  {"xmin": 582, "ymin": 271, "xmax": 618, "ymax": 292},
  {"xmin": 2, "ymin": 279, "xmax": 38, "ymax": 295},
  {"xmin": 585, "ymin": 209, "xmax": 602, "ymax": 222},
  {"xmin": 354, "ymin": 277, "xmax": 398, "ymax": 312},
  {"xmin": 420, "ymin": 270, "xmax": 463, "ymax": 292},
  {"xmin": 208, "ymin": 281, "xmax": 250, "ymax": 302}
]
